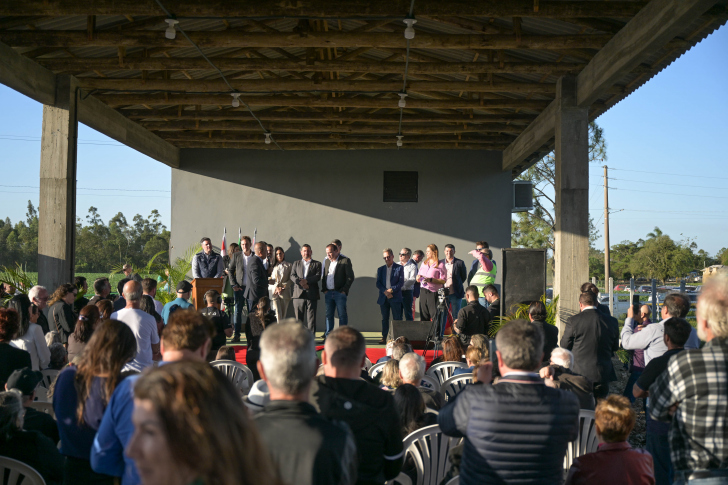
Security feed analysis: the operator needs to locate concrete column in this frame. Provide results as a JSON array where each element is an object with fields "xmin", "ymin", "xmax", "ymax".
[
  {"xmin": 38, "ymin": 75, "xmax": 78, "ymax": 292},
  {"xmin": 553, "ymin": 75, "xmax": 589, "ymax": 336}
]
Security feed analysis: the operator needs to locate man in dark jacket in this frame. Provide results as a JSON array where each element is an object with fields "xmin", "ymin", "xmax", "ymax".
[
  {"xmin": 310, "ymin": 326, "xmax": 402, "ymax": 485},
  {"xmin": 321, "ymin": 244, "xmax": 355, "ymax": 339},
  {"xmin": 244, "ymin": 242, "xmax": 269, "ymax": 309},
  {"xmin": 581, "ymin": 281, "xmax": 611, "ymax": 317},
  {"xmin": 453, "ymin": 286, "xmax": 491, "ymax": 346},
  {"xmin": 439, "ymin": 320, "xmax": 579, "ymax": 485},
  {"xmin": 483, "ymin": 284, "xmax": 501, "ymax": 320},
  {"xmin": 291, "ymin": 245, "xmax": 322, "ymax": 334},
  {"xmin": 0, "ymin": 309, "xmax": 32, "ymax": 389},
  {"xmin": 192, "ymin": 237, "xmax": 225, "ymax": 279},
  {"xmin": 5, "ymin": 368, "xmax": 60, "ymax": 443},
  {"xmin": 228, "ymin": 236, "xmax": 254, "ymax": 341},
  {"xmin": 560, "ymin": 290, "xmax": 619, "ymax": 399},
  {"xmin": 539, "ymin": 348, "xmax": 595, "ymax": 410},
  {"xmin": 255, "ymin": 321, "xmax": 358, "ymax": 485},
  {"xmin": 441, "ymin": 244, "xmax": 468, "ymax": 337}
]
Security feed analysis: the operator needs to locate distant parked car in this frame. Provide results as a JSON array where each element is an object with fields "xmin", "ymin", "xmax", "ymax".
[
  {"xmin": 647, "ymin": 293, "xmax": 666, "ymax": 304},
  {"xmin": 613, "ymin": 284, "xmax": 628, "ymax": 292},
  {"xmin": 638, "ymin": 285, "xmax": 652, "ymax": 293}
]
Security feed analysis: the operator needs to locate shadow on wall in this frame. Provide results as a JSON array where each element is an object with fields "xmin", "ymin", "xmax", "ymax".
[{"xmin": 178, "ymin": 149, "xmax": 510, "ymax": 243}]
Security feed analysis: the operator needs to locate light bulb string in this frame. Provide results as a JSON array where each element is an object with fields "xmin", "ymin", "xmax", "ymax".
[
  {"xmin": 397, "ymin": 0, "xmax": 416, "ymax": 146},
  {"xmin": 154, "ymin": 0, "xmax": 283, "ymax": 150}
]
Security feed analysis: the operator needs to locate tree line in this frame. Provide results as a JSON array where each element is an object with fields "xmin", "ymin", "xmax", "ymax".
[{"xmin": 0, "ymin": 202, "xmax": 170, "ymax": 273}]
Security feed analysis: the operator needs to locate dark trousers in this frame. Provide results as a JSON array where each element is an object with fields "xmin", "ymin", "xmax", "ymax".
[
  {"xmin": 593, "ymin": 382, "xmax": 610, "ymax": 400},
  {"xmin": 233, "ymin": 288, "xmax": 247, "ymax": 337},
  {"xmin": 294, "ymin": 298, "xmax": 318, "ymax": 333},
  {"xmin": 247, "ymin": 335, "xmax": 261, "ymax": 381},
  {"xmin": 646, "ymin": 431, "xmax": 673, "ymax": 485},
  {"xmin": 380, "ymin": 299, "xmax": 403, "ymax": 339},
  {"xmin": 64, "ymin": 456, "xmax": 114, "ymax": 485},
  {"xmin": 402, "ymin": 290, "xmax": 414, "ymax": 320},
  {"xmin": 419, "ymin": 288, "xmax": 438, "ymax": 322},
  {"xmin": 623, "ymin": 370, "xmax": 643, "ymax": 403}
]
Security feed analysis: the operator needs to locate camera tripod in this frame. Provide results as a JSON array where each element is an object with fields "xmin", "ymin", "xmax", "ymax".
[{"xmin": 422, "ymin": 296, "xmax": 451, "ymax": 360}]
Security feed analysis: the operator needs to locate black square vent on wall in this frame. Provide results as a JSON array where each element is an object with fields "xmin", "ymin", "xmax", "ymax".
[{"xmin": 383, "ymin": 171, "xmax": 418, "ymax": 202}]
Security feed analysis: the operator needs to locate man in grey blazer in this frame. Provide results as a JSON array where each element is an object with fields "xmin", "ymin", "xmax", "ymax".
[{"xmin": 291, "ymin": 244, "xmax": 322, "ymax": 333}]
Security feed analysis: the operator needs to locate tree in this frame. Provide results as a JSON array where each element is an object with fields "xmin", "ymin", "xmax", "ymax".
[
  {"xmin": 629, "ymin": 233, "xmax": 695, "ymax": 283},
  {"xmin": 512, "ymin": 122, "xmax": 606, "ymax": 264}
]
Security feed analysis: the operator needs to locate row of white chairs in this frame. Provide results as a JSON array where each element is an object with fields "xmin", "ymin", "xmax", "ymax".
[
  {"xmin": 370, "ymin": 361, "xmax": 469, "ymax": 384},
  {"xmin": 386, "ymin": 410, "xmax": 598, "ymax": 485},
  {"xmin": 369, "ymin": 360, "xmax": 473, "ymax": 402}
]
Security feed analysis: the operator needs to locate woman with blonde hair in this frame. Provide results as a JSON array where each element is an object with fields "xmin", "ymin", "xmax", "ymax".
[
  {"xmin": 53, "ymin": 319, "xmax": 137, "ymax": 484},
  {"xmin": 379, "ymin": 359, "xmax": 402, "ymax": 390},
  {"xmin": 126, "ymin": 361, "xmax": 283, "ymax": 485},
  {"xmin": 416, "ymin": 244, "xmax": 447, "ymax": 324}
]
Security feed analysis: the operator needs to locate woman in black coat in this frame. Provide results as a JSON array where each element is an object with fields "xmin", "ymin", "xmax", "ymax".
[{"xmin": 48, "ymin": 283, "xmax": 78, "ymax": 345}]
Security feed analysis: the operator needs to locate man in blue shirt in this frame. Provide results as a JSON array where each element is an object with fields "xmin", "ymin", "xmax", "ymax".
[
  {"xmin": 90, "ymin": 309, "xmax": 214, "ymax": 484},
  {"xmin": 161, "ymin": 281, "xmax": 194, "ymax": 324}
]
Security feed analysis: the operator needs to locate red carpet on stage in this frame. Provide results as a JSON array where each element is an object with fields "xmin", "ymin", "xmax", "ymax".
[{"xmin": 232, "ymin": 345, "xmax": 438, "ymax": 367}]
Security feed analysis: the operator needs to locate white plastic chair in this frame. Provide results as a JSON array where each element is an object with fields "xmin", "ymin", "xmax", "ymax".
[
  {"xmin": 39, "ymin": 369, "xmax": 59, "ymax": 389},
  {"xmin": 426, "ymin": 362, "xmax": 467, "ymax": 384},
  {"xmin": 368, "ymin": 361, "xmax": 387, "ymax": 378},
  {"xmin": 0, "ymin": 456, "xmax": 46, "ymax": 485},
  {"xmin": 419, "ymin": 375, "xmax": 440, "ymax": 392},
  {"xmin": 28, "ymin": 401, "xmax": 55, "ymax": 420},
  {"xmin": 210, "ymin": 360, "xmax": 254, "ymax": 396},
  {"xmin": 33, "ymin": 387, "xmax": 49, "ymax": 403},
  {"xmin": 439, "ymin": 374, "xmax": 473, "ymax": 402},
  {"xmin": 444, "ymin": 477, "xmax": 459, "ymax": 485},
  {"xmin": 563, "ymin": 410, "xmax": 599, "ymax": 472},
  {"xmin": 363, "ymin": 356, "xmax": 373, "ymax": 371},
  {"xmin": 386, "ymin": 424, "xmax": 464, "ymax": 485}
]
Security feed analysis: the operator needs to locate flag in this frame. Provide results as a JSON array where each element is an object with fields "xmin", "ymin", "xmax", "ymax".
[
  {"xmin": 253, "ymin": 228, "xmax": 257, "ymax": 246},
  {"xmin": 238, "ymin": 227, "xmax": 241, "ymax": 246},
  {"xmin": 220, "ymin": 227, "xmax": 227, "ymax": 258}
]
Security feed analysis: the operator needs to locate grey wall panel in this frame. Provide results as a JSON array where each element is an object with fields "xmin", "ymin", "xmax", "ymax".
[{"xmin": 171, "ymin": 149, "xmax": 511, "ymax": 332}]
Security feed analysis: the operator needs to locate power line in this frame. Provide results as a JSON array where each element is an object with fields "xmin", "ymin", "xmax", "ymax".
[
  {"xmin": 0, "ymin": 135, "xmax": 125, "ymax": 147},
  {"xmin": 608, "ymin": 185, "xmax": 728, "ymax": 199},
  {"xmin": 0, "ymin": 184, "xmax": 169, "ymax": 193},
  {"xmin": 610, "ymin": 167, "xmax": 728, "ymax": 181},
  {"xmin": 0, "ymin": 190, "xmax": 169, "ymax": 199},
  {"xmin": 607, "ymin": 177, "xmax": 724, "ymax": 190}
]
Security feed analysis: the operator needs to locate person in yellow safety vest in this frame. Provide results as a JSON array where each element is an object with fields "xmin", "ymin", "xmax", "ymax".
[{"xmin": 468, "ymin": 248, "xmax": 496, "ymax": 307}]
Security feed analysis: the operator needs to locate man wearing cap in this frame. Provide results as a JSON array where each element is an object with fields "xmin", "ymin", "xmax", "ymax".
[
  {"xmin": 5, "ymin": 368, "xmax": 59, "ymax": 443},
  {"xmin": 192, "ymin": 237, "xmax": 224, "ymax": 279},
  {"xmin": 161, "ymin": 281, "xmax": 194, "ymax": 325},
  {"xmin": 92, "ymin": 309, "xmax": 214, "ymax": 485}
]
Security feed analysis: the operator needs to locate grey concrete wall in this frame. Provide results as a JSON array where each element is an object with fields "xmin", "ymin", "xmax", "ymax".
[{"xmin": 171, "ymin": 149, "xmax": 512, "ymax": 333}]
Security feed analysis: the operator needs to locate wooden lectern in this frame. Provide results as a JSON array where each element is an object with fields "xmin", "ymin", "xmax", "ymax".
[{"xmin": 191, "ymin": 278, "xmax": 224, "ymax": 310}]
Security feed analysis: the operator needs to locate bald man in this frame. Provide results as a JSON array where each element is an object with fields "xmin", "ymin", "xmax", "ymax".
[{"xmin": 110, "ymin": 280, "xmax": 160, "ymax": 371}]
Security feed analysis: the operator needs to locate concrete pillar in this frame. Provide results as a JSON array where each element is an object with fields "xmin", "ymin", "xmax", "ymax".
[
  {"xmin": 38, "ymin": 75, "xmax": 78, "ymax": 292},
  {"xmin": 553, "ymin": 76, "xmax": 589, "ymax": 336}
]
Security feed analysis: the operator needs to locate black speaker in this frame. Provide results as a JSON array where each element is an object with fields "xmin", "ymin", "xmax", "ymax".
[
  {"xmin": 501, "ymin": 248, "xmax": 547, "ymax": 318},
  {"xmin": 386, "ymin": 321, "xmax": 434, "ymax": 349}
]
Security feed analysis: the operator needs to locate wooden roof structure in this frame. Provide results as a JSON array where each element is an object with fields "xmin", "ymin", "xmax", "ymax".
[{"xmin": 1, "ymin": 0, "xmax": 726, "ymax": 174}]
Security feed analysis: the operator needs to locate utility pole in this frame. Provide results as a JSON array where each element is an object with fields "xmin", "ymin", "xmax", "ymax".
[{"xmin": 604, "ymin": 165, "xmax": 610, "ymax": 290}]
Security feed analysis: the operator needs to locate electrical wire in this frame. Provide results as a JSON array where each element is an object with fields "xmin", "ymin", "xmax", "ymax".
[
  {"xmin": 610, "ymin": 167, "xmax": 728, "ymax": 181},
  {"xmin": 0, "ymin": 135, "xmax": 125, "ymax": 147},
  {"xmin": 153, "ymin": 0, "xmax": 282, "ymax": 150},
  {"xmin": 0, "ymin": 190, "xmax": 169, "ymax": 199},
  {"xmin": 0, "ymin": 184, "xmax": 169, "ymax": 193},
  {"xmin": 397, "ymin": 0, "xmax": 416, "ymax": 146},
  {"xmin": 605, "ymin": 177, "xmax": 725, "ymax": 191},
  {"xmin": 608, "ymin": 186, "xmax": 728, "ymax": 199}
]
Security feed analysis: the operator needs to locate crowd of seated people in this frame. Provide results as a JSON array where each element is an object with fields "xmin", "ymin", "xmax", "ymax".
[{"xmin": 0, "ymin": 270, "xmax": 726, "ymax": 485}]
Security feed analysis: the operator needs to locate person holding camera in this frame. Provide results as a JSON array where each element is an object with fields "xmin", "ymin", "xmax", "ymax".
[
  {"xmin": 416, "ymin": 245, "xmax": 447, "ymax": 326},
  {"xmin": 453, "ymin": 286, "xmax": 491, "ymax": 347}
]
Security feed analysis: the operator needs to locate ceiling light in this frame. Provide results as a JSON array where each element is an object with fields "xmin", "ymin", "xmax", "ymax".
[
  {"xmin": 398, "ymin": 92, "xmax": 408, "ymax": 108},
  {"xmin": 231, "ymin": 93, "xmax": 241, "ymax": 108},
  {"xmin": 403, "ymin": 17, "xmax": 417, "ymax": 40},
  {"xmin": 396, "ymin": 135, "xmax": 403, "ymax": 147},
  {"xmin": 265, "ymin": 133, "xmax": 272, "ymax": 144},
  {"xmin": 165, "ymin": 19, "xmax": 179, "ymax": 40}
]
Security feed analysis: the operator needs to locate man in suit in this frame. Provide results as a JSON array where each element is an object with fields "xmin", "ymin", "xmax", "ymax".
[
  {"xmin": 376, "ymin": 248, "xmax": 404, "ymax": 344},
  {"xmin": 581, "ymin": 282, "xmax": 611, "ymax": 317},
  {"xmin": 560, "ymin": 290, "xmax": 619, "ymax": 399},
  {"xmin": 441, "ymin": 244, "xmax": 468, "ymax": 337},
  {"xmin": 291, "ymin": 244, "xmax": 322, "ymax": 334},
  {"xmin": 245, "ymin": 242, "xmax": 269, "ymax": 311},
  {"xmin": 228, "ymin": 236, "xmax": 253, "ymax": 342},
  {"xmin": 321, "ymin": 243, "xmax": 355, "ymax": 339}
]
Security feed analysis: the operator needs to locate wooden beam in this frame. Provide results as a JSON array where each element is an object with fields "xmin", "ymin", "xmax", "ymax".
[
  {"xmin": 78, "ymin": 78, "xmax": 558, "ymax": 94},
  {"xmin": 38, "ymin": 57, "xmax": 587, "ymax": 75},
  {"xmin": 576, "ymin": 0, "xmax": 718, "ymax": 107},
  {"xmin": 0, "ymin": 41, "xmax": 179, "ymax": 167},
  {"xmin": 161, "ymin": 133, "xmax": 515, "ymax": 144},
  {"xmin": 142, "ymin": 120, "xmax": 524, "ymax": 134},
  {"xmin": 501, "ymin": 97, "xmax": 557, "ymax": 172},
  {"xmin": 175, "ymin": 141, "xmax": 508, "ymax": 150},
  {"xmin": 120, "ymin": 109, "xmax": 537, "ymax": 124},
  {"xmin": 97, "ymin": 93, "xmax": 551, "ymax": 110},
  {"xmin": 0, "ymin": 1, "xmax": 648, "ymax": 18},
  {"xmin": 0, "ymin": 31, "xmax": 614, "ymax": 50}
]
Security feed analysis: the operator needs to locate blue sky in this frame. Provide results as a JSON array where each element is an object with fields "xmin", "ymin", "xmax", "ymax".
[{"xmin": 0, "ymin": 24, "xmax": 726, "ymax": 256}]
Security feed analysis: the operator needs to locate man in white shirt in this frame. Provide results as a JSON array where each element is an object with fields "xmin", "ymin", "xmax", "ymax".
[
  {"xmin": 291, "ymin": 245, "xmax": 322, "ymax": 333},
  {"xmin": 399, "ymin": 248, "xmax": 418, "ymax": 321},
  {"xmin": 321, "ymin": 244, "xmax": 355, "ymax": 340},
  {"xmin": 111, "ymin": 280, "xmax": 160, "ymax": 372}
]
